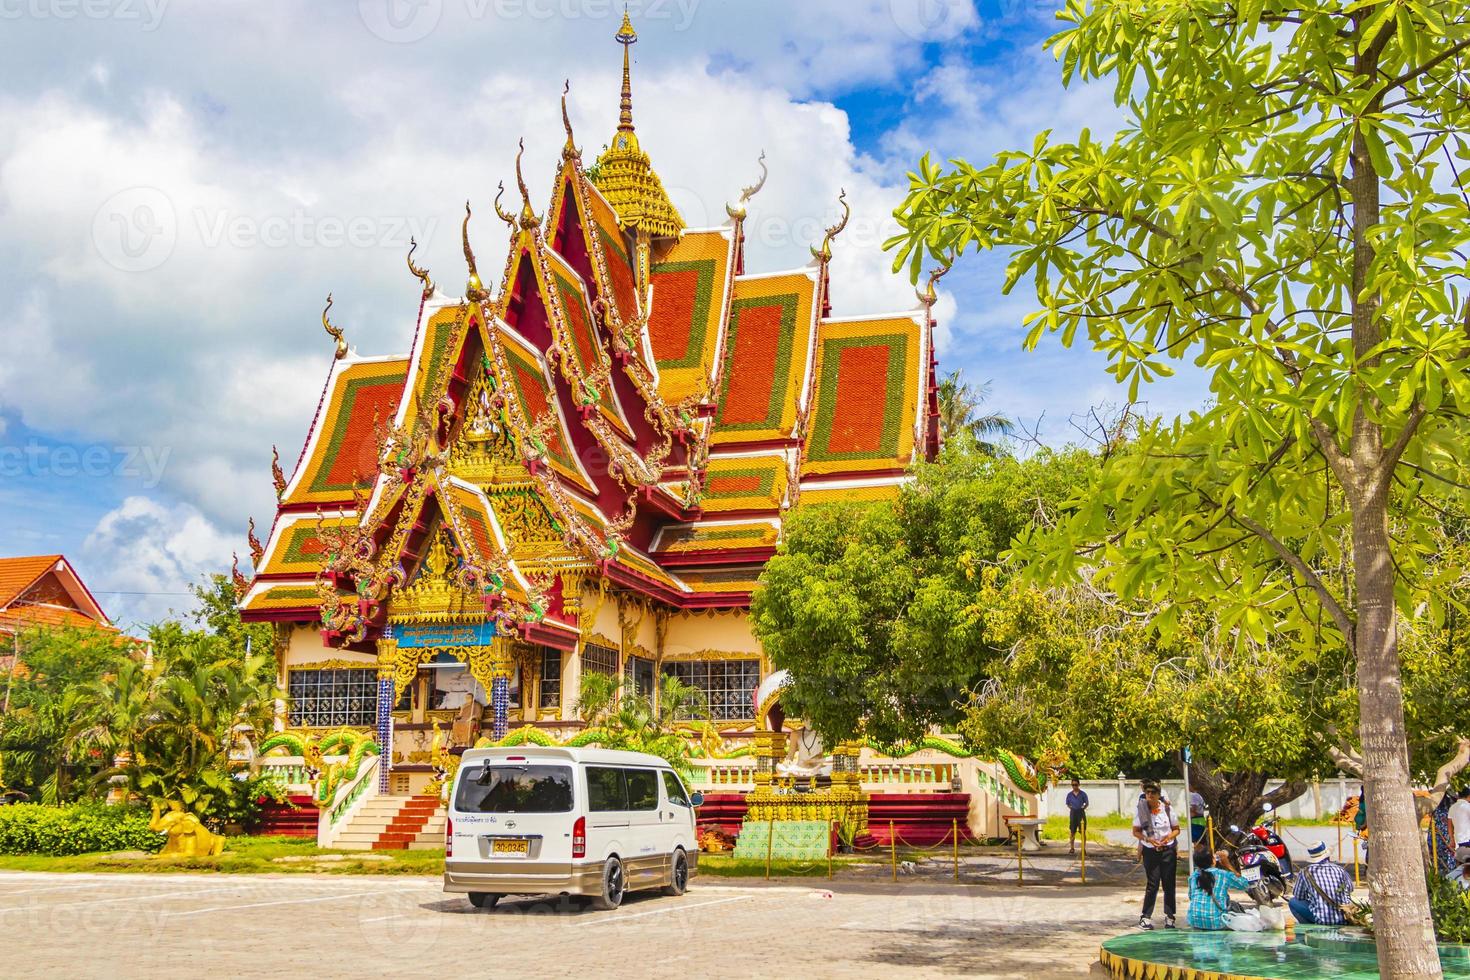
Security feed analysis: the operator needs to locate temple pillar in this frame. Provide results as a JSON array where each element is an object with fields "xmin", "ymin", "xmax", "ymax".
[
  {"xmin": 466, "ymin": 636, "xmax": 515, "ymax": 742},
  {"xmin": 491, "ymin": 676, "xmax": 510, "ymax": 740},
  {"xmin": 375, "ymin": 630, "xmax": 398, "ymax": 794}
]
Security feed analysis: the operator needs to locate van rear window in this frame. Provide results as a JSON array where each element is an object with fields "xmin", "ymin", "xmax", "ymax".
[{"xmin": 455, "ymin": 764, "xmax": 573, "ymax": 813}]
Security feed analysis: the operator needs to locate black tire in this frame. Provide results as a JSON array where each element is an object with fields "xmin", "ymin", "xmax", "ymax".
[
  {"xmin": 467, "ymin": 892, "xmax": 500, "ymax": 909},
  {"xmin": 662, "ymin": 849, "xmax": 689, "ymax": 897},
  {"xmin": 590, "ymin": 856, "xmax": 626, "ymax": 910}
]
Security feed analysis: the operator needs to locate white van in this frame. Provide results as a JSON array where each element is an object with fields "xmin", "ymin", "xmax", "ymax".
[{"xmin": 444, "ymin": 746, "xmax": 701, "ymax": 910}]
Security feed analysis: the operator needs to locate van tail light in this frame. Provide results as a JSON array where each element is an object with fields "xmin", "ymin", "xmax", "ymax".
[
  {"xmin": 572, "ymin": 816, "xmax": 586, "ymax": 858},
  {"xmin": 446, "ymin": 817, "xmax": 453, "ymax": 858}
]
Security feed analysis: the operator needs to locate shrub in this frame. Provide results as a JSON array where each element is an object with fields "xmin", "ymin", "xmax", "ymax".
[
  {"xmin": 1429, "ymin": 874, "xmax": 1470, "ymax": 943},
  {"xmin": 0, "ymin": 802, "xmax": 162, "ymax": 856}
]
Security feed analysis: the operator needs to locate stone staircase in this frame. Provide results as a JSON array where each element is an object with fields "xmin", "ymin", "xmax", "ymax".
[{"xmin": 329, "ymin": 795, "xmax": 446, "ymax": 851}]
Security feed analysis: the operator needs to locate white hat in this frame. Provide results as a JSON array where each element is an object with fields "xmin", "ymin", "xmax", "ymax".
[{"xmin": 1307, "ymin": 840, "xmax": 1330, "ymax": 863}]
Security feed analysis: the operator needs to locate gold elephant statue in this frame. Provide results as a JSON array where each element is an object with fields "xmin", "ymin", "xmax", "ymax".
[{"xmin": 149, "ymin": 801, "xmax": 225, "ymax": 858}]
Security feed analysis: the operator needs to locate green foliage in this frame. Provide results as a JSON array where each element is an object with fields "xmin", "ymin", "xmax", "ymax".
[
  {"xmin": 1, "ymin": 575, "xmax": 285, "ymax": 826},
  {"xmin": 751, "ymin": 440, "xmax": 1096, "ymax": 745},
  {"xmin": 1429, "ymin": 875, "xmax": 1470, "ymax": 943},
  {"xmin": 0, "ymin": 803, "xmax": 161, "ymax": 856},
  {"xmin": 572, "ymin": 671, "xmax": 709, "ymax": 780}
]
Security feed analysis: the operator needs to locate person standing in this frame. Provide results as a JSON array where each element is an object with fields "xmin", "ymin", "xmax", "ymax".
[
  {"xmin": 1287, "ymin": 841, "xmax": 1354, "ymax": 925},
  {"xmin": 1189, "ymin": 790, "xmax": 1207, "ymax": 844},
  {"xmin": 1066, "ymin": 778, "xmax": 1089, "ymax": 855},
  {"xmin": 1431, "ymin": 789, "xmax": 1456, "ymax": 875},
  {"xmin": 1133, "ymin": 781, "xmax": 1181, "ymax": 929},
  {"xmin": 1449, "ymin": 787, "xmax": 1470, "ymax": 847}
]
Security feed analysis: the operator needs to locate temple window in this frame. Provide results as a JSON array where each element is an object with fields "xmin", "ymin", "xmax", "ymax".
[
  {"xmin": 287, "ymin": 668, "xmax": 377, "ymax": 728},
  {"xmin": 539, "ymin": 648, "xmax": 561, "ymax": 708},
  {"xmin": 625, "ymin": 654, "xmax": 654, "ymax": 700},
  {"xmin": 661, "ymin": 659, "xmax": 760, "ymax": 721},
  {"xmin": 581, "ymin": 642, "xmax": 619, "ymax": 677}
]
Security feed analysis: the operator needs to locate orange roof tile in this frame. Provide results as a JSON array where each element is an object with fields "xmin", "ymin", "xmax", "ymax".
[{"xmin": 0, "ymin": 555, "xmax": 62, "ymax": 609}]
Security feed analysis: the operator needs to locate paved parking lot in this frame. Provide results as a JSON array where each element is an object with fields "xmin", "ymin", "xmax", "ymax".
[{"xmin": 0, "ymin": 870, "xmax": 1137, "ymax": 978}]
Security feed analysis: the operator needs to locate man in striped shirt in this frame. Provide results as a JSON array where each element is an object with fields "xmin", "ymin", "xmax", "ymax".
[{"xmin": 1288, "ymin": 840, "xmax": 1353, "ymax": 924}]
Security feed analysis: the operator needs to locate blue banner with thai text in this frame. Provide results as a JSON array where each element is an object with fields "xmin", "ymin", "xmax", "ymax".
[{"xmin": 395, "ymin": 622, "xmax": 497, "ymax": 648}]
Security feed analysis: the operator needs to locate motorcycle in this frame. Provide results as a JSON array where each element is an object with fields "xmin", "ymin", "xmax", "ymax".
[{"xmin": 1224, "ymin": 804, "xmax": 1294, "ymax": 905}]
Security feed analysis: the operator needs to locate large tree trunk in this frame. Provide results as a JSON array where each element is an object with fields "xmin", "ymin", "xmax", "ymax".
[
  {"xmin": 1354, "ymin": 491, "xmax": 1440, "ymax": 977},
  {"xmin": 1188, "ymin": 760, "xmax": 1307, "ymax": 843}
]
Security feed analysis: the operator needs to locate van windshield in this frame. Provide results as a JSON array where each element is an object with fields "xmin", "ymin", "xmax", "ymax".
[{"xmin": 454, "ymin": 764, "xmax": 573, "ymax": 813}]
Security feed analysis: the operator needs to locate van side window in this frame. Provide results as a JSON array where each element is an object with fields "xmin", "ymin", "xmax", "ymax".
[
  {"xmin": 586, "ymin": 766, "xmax": 627, "ymax": 811},
  {"xmin": 661, "ymin": 770, "xmax": 691, "ymax": 807},
  {"xmin": 626, "ymin": 769, "xmax": 659, "ymax": 811}
]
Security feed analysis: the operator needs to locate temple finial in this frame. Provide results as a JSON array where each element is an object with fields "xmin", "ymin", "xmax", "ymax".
[
  {"xmin": 406, "ymin": 237, "xmax": 433, "ymax": 298},
  {"xmin": 918, "ymin": 262, "xmax": 951, "ymax": 308},
  {"xmin": 811, "ymin": 188, "xmax": 850, "ymax": 261},
  {"xmin": 515, "ymin": 138, "xmax": 540, "ymax": 230},
  {"xmin": 616, "ymin": 8, "xmax": 637, "ymax": 134},
  {"xmin": 321, "ymin": 294, "xmax": 348, "ymax": 359},
  {"xmin": 463, "ymin": 203, "xmax": 487, "ymax": 302},
  {"xmin": 494, "ymin": 181, "xmax": 516, "ymax": 228},
  {"xmin": 727, "ymin": 150, "xmax": 769, "ymax": 219},
  {"xmin": 561, "ymin": 79, "xmax": 579, "ymax": 160},
  {"xmin": 271, "ymin": 445, "xmax": 287, "ymax": 500}
]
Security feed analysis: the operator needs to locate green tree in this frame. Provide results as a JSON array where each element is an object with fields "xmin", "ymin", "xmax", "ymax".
[
  {"xmin": 751, "ymin": 441, "xmax": 1095, "ymax": 745},
  {"xmin": 573, "ymin": 671, "xmax": 709, "ymax": 781},
  {"xmin": 958, "ymin": 575, "xmax": 1316, "ymax": 831},
  {"xmin": 937, "ymin": 370, "xmax": 1014, "ymax": 452},
  {"xmin": 0, "ymin": 626, "xmax": 134, "ymax": 801},
  {"xmin": 889, "ymin": 2, "xmax": 1470, "ymax": 970}
]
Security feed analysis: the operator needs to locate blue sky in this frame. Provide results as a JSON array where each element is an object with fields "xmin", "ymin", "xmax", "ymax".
[{"xmin": 0, "ymin": 0, "xmax": 1207, "ymax": 628}]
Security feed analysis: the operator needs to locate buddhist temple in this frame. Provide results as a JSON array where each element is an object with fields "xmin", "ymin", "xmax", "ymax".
[{"xmin": 240, "ymin": 21, "xmax": 1017, "ymax": 843}]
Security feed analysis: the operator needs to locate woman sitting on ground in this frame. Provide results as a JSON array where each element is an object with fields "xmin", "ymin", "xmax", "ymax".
[{"xmin": 1188, "ymin": 848, "xmax": 1253, "ymax": 931}]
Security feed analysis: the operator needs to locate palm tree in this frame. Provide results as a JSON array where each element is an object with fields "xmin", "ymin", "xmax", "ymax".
[{"xmin": 937, "ymin": 369, "xmax": 1014, "ymax": 453}]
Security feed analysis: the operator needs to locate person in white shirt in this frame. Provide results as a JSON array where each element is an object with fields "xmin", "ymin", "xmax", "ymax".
[
  {"xmin": 1132, "ymin": 781, "xmax": 1181, "ymax": 930},
  {"xmin": 1449, "ymin": 788, "xmax": 1470, "ymax": 846}
]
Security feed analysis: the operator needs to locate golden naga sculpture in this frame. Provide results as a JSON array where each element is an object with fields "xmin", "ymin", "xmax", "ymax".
[
  {"xmin": 149, "ymin": 801, "xmax": 226, "ymax": 858},
  {"xmin": 321, "ymin": 293, "xmax": 349, "ymax": 359}
]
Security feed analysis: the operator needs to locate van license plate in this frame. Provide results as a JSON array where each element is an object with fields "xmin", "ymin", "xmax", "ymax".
[{"xmin": 492, "ymin": 838, "xmax": 530, "ymax": 855}]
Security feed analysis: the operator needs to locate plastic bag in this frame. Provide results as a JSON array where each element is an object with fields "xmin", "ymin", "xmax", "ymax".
[
  {"xmin": 1257, "ymin": 905, "xmax": 1287, "ymax": 931},
  {"xmin": 1225, "ymin": 909, "xmax": 1265, "ymax": 932}
]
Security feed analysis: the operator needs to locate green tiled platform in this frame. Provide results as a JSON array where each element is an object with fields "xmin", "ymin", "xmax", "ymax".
[{"xmin": 1099, "ymin": 925, "xmax": 1470, "ymax": 979}]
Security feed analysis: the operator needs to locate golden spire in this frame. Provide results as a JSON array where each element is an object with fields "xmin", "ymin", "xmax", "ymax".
[
  {"xmin": 321, "ymin": 294, "xmax": 348, "ymax": 359},
  {"xmin": 562, "ymin": 80, "xmax": 580, "ymax": 161},
  {"xmin": 462, "ymin": 203, "xmax": 487, "ymax": 302},
  {"xmin": 592, "ymin": 11, "xmax": 684, "ymax": 238},
  {"xmin": 494, "ymin": 181, "xmax": 516, "ymax": 228},
  {"xmin": 515, "ymin": 138, "xmax": 541, "ymax": 230},
  {"xmin": 616, "ymin": 9, "xmax": 636, "ymax": 133},
  {"xmin": 407, "ymin": 236, "xmax": 434, "ymax": 298},
  {"xmin": 811, "ymin": 189, "xmax": 850, "ymax": 262}
]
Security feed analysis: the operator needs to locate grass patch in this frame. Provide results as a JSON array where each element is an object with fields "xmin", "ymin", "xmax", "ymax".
[
  {"xmin": 1040, "ymin": 813, "xmax": 1125, "ymax": 844},
  {"xmin": 0, "ymin": 835, "xmax": 444, "ymax": 876}
]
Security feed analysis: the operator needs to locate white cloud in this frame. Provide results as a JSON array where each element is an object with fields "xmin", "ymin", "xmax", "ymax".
[{"xmin": 81, "ymin": 495, "xmax": 234, "ymax": 628}]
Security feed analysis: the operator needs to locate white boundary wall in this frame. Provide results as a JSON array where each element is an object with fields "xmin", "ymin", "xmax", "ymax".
[{"xmin": 1044, "ymin": 776, "xmax": 1360, "ymax": 821}]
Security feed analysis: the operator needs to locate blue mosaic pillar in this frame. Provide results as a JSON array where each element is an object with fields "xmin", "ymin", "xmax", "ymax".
[
  {"xmin": 491, "ymin": 675, "xmax": 509, "ymax": 741},
  {"xmin": 376, "ymin": 626, "xmax": 395, "ymax": 794}
]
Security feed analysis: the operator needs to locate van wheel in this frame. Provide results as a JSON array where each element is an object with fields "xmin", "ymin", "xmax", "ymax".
[
  {"xmin": 467, "ymin": 892, "xmax": 500, "ymax": 909},
  {"xmin": 662, "ymin": 849, "xmax": 689, "ymax": 897},
  {"xmin": 590, "ymin": 857, "xmax": 625, "ymax": 910}
]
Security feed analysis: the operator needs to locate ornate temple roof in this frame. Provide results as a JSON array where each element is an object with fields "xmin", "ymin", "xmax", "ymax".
[
  {"xmin": 240, "ymin": 19, "xmax": 941, "ymax": 635},
  {"xmin": 590, "ymin": 13, "xmax": 683, "ymax": 239}
]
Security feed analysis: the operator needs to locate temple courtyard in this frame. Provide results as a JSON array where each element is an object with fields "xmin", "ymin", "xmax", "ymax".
[{"xmin": 3, "ymin": 869, "xmax": 1137, "ymax": 978}]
